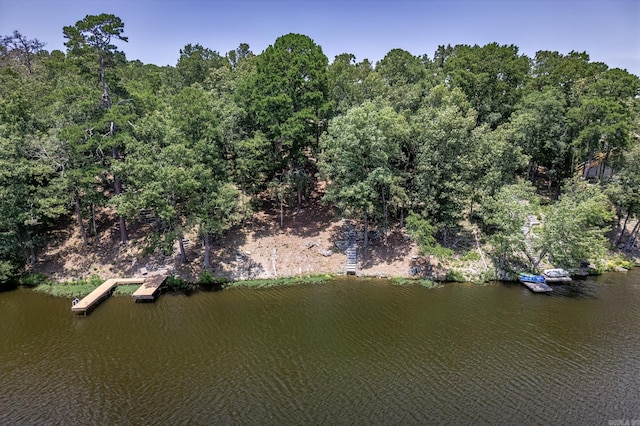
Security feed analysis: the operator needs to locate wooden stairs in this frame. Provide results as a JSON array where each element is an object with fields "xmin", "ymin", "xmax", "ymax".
[{"xmin": 346, "ymin": 230, "xmax": 357, "ymax": 275}]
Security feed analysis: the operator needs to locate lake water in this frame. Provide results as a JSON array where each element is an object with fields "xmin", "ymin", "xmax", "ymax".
[{"xmin": 1, "ymin": 271, "xmax": 639, "ymax": 424}]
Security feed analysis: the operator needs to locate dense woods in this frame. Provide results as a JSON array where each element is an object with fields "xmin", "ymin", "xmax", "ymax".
[{"xmin": 1, "ymin": 14, "xmax": 639, "ymax": 285}]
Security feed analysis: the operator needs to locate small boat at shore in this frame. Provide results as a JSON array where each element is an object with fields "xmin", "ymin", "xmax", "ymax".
[
  {"xmin": 542, "ymin": 269, "xmax": 572, "ymax": 283},
  {"xmin": 518, "ymin": 273, "xmax": 552, "ymax": 293}
]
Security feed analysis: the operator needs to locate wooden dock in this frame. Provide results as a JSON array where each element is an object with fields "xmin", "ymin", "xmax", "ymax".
[
  {"xmin": 520, "ymin": 280, "xmax": 553, "ymax": 293},
  {"xmin": 346, "ymin": 230, "xmax": 357, "ymax": 275},
  {"xmin": 72, "ymin": 276, "xmax": 166, "ymax": 314},
  {"xmin": 132, "ymin": 275, "xmax": 167, "ymax": 301}
]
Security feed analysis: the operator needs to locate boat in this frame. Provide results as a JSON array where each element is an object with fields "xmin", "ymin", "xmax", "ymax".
[
  {"xmin": 518, "ymin": 273, "xmax": 546, "ymax": 283},
  {"xmin": 518, "ymin": 273, "xmax": 552, "ymax": 293},
  {"xmin": 542, "ymin": 268, "xmax": 572, "ymax": 283}
]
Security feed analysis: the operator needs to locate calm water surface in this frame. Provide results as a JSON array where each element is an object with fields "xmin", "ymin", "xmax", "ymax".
[{"xmin": 1, "ymin": 271, "xmax": 639, "ymax": 425}]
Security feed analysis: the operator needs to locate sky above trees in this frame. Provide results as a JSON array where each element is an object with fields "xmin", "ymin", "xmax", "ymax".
[{"xmin": 1, "ymin": 0, "xmax": 639, "ymax": 76}]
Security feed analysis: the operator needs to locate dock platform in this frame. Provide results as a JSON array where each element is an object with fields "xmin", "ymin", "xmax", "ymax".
[
  {"xmin": 520, "ymin": 280, "xmax": 553, "ymax": 293},
  {"xmin": 72, "ymin": 276, "xmax": 166, "ymax": 314},
  {"xmin": 132, "ymin": 275, "xmax": 167, "ymax": 301}
]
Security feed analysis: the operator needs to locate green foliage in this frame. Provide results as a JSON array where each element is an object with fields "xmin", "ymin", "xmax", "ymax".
[
  {"xmin": 481, "ymin": 180, "xmax": 538, "ymax": 269},
  {"xmin": 165, "ymin": 276, "xmax": 198, "ymax": 293},
  {"xmin": 460, "ymin": 250, "xmax": 481, "ymax": 262},
  {"xmin": 2, "ymin": 23, "xmax": 639, "ymax": 283},
  {"xmin": 112, "ymin": 284, "xmax": 139, "ymax": 295},
  {"xmin": 199, "ymin": 270, "xmax": 228, "ymax": 290},
  {"xmin": 442, "ymin": 43, "xmax": 530, "ymax": 127},
  {"xmin": 246, "ymin": 33, "xmax": 331, "ymax": 174},
  {"xmin": 320, "ymin": 100, "xmax": 409, "ymax": 243},
  {"xmin": 229, "ymin": 274, "xmax": 333, "ymax": 289},
  {"xmin": 34, "ymin": 275, "xmax": 103, "ymax": 298},
  {"xmin": 406, "ymin": 212, "xmax": 436, "ymax": 253},
  {"xmin": 540, "ymin": 180, "xmax": 615, "ymax": 269},
  {"xmin": 445, "ymin": 269, "xmax": 465, "ymax": 283},
  {"xmin": 18, "ymin": 273, "xmax": 51, "ymax": 287},
  {"xmin": 0, "ymin": 261, "xmax": 17, "ymax": 286},
  {"xmin": 604, "ymin": 254, "xmax": 636, "ymax": 271},
  {"xmin": 405, "ymin": 212, "xmax": 454, "ymax": 258},
  {"xmin": 389, "ymin": 277, "xmax": 439, "ymax": 288},
  {"xmin": 411, "ymin": 85, "xmax": 478, "ymax": 237}
]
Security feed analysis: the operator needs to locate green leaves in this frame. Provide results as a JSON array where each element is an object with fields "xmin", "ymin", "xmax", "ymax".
[
  {"xmin": 63, "ymin": 14, "xmax": 128, "ymax": 56},
  {"xmin": 320, "ymin": 100, "xmax": 408, "ymax": 239},
  {"xmin": 540, "ymin": 181, "xmax": 614, "ymax": 268}
]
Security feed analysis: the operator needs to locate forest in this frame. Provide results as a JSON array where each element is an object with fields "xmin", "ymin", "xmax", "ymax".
[{"xmin": 1, "ymin": 13, "xmax": 639, "ymax": 285}]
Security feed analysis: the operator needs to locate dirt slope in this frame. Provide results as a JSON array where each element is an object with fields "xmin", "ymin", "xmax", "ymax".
[{"xmin": 34, "ymin": 199, "xmax": 422, "ymax": 283}]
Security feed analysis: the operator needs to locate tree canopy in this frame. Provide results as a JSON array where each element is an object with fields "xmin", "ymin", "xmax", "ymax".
[{"xmin": 1, "ymin": 15, "xmax": 639, "ymax": 284}]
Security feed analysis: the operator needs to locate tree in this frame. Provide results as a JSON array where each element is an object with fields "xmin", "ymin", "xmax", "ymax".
[
  {"xmin": 410, "ymin": 85, "xmax": 477, "ymax": 243},
  {"xmin": 538, "ymin": 180, "xmax": 614, "ymax": 269},
  {"xmin": 176, "ymin": 43, "xmax": 227, "ymax": 88},
  {"xmin": 567, "ymin": 68, "xmax": 639, "ymax": 180},
  {"xmin": 1, "ymin": 30, "xmax": 46, "ymax": 74},
  {"xmin": 319, "ymin": 100, "xmax": 409, "ymax": 247},
  {"xmin": 509, "ymin": 87, "xmax": 570, "ymax": 186},
  {"xmin": 442, "ymin": 43, "xmax": 530, "ymax": 127},
  {"xmin": 245, "ymin": 33, "xmax": 331, "ymax": 176},
  {"xmin": 607, "ymin": 142, "xmax": 640, "ymax": 249},
  {"xmin": 327, "ymin": 53, "xmax": 379, "ymax": 116},
  {"xmin": 481, "ymin": 181, "xmax": 538, "ymax": 271},
  {"xmin": 375, "ymin": 48, "xmax": 430, "ymax": 113},
  {"xmin": 63, "ymin": 13, "xmax": 130, "ymax": 243}
]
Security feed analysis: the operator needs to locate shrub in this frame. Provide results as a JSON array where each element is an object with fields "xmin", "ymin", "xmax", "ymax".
[
  {"xmin": 165, "ymin": 276, "xmax": 197, "ymax": 293},
  {"xmin": 199, "ymin": 270, "xmax": 228, "ymax": 290},
  {"xmin": 445, "ymin": 269, "xmax": 465, "ymax": 282},
  {"xmin": 19, "ymin": 273, "xmax": 52, "ymax": 287}
]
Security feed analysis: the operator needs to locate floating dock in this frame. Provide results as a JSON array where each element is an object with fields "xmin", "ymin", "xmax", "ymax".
[
  {"xmin": 72, "ymin": 276, "xmax": 166, "ymax": 314},
  {"xmin": 132, "ymin": 275, "xmax": 167, "ymax": 301},
  {"xmin": 520, "ymin": 280, "xmax": 552, "ymax": 293}
]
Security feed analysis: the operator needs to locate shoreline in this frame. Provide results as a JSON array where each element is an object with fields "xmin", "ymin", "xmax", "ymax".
[{"xmin": 19, "ymin": 262, "xmax": 637, "ymax": 299}]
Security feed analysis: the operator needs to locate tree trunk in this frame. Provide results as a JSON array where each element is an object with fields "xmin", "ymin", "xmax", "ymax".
[
  {"xmin": 364, "ymin": 212, "xmax": 369, "ymax": 248},
  {"xmin": 89, "ymin": 202, "xmax": 97, "ymax": 237},
  {"xmin": 112, "ymin": 146, "xmax": 128, "ymax": 244},
  {"xmin": 600, "ymin": 149, "xmax": 611, "ymax": 179},
  {"xmin": 528, "ymin": 160, "xmax": 536, "ymax": 183},
  {"xmin": 203, "ymin": 233, "xmax": 212, "ymax": 269},
  {"xmin": 178, "ymin": 235, "xmax": 188, "ymax": 264},
  {"xmin": 382, "ymin": 187, "xmax": 388, "ymax": 244},
  {"xmin": 614, "ymin": 213, "xmax": 630, "ymax": 247},
  {"xmin": 74, "ymin": 195, "xmax": 89, "ymax": 247},
  {"xmin": 29, "ymin": 244, "xmax": 36, "ymax": 268},
  {"xmin": 624, "ymin": 220, "xmax": 640, "ymax": 251},
  {"xmin": 583, "ymin": 149, "xmax": 593, "ymax": 180},
  {"xmin": 280, "ymin": 197, "xmax": 284, "ymax": 228},
  {"xmin": 102, "ymin": 52, "xmax": 128, "ymax": 244}
]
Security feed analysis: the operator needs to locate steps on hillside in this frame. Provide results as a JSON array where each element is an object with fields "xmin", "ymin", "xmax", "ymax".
[{"xmin": 346, "ymin": 230, "xmax": 357, "ymax": 275}]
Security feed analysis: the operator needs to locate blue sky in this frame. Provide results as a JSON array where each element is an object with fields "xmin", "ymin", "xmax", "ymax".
[{"xmin": 2, "ymin": 0, "xmax": 639, "ymax": 76}]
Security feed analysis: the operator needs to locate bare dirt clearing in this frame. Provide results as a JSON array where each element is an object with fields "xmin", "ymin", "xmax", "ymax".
[{"xmin": 34, "ymin": 199, "xmax": 422, "ymax": 283}]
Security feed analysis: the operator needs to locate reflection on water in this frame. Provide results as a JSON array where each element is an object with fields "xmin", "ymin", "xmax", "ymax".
[{"xmin": 1, "ymin": 271, "xmax": 639, "ymax": 424}]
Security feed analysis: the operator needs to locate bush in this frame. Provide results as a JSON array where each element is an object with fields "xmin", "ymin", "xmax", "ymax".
[
  {"xmin": 445, "ymin": 269, "xmax": 465, "ymax": 282},
  {"xmin": 390, "ymin": 277, "xmax": 438, "ymax": 288},
  {"xmin": 165, "ymin": 276, "xmax": 197, "ymax": 293},
  {"xmin": 605, "ymin": 254, "xmax": 635, "ymax": 271},
  {"xmin": 19, "ymin": 273, "xmax": 52, "ymax": 287},
  {"xmin": 461, "ymin": 250, "xmax": 481, "ymax": 262},
  {"xmin": 199, "ymin": 270, "xmax": 228, "ymax": 290}
]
